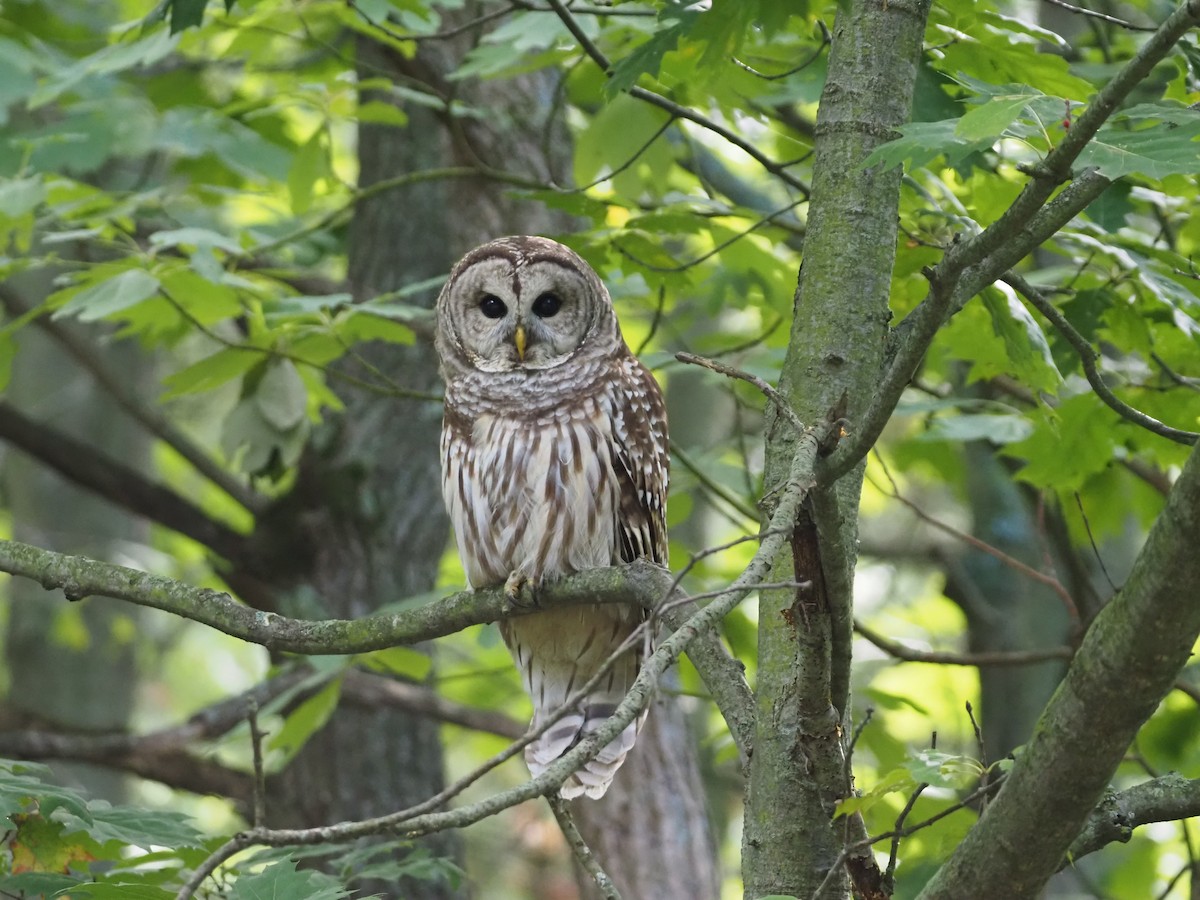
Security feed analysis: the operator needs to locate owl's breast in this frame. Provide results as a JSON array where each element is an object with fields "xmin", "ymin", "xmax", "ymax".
[{"xmin": 442, "ymin": 396, "xmax": 620, "ymax": 589}]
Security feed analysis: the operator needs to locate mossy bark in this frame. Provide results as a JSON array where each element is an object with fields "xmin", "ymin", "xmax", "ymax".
[
  {"xmin": 920, "ymin": 441, "xmax": 1200, "ymax": 899},
  {"xmin": 743, "ymin": 2, "xmax": 931, "ymax": 897}
]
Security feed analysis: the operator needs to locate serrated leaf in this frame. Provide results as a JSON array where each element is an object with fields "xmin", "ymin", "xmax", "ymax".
[
  {"xmin": 955, "ymin": 88, "xmax": 1043, "ymax": 141},
  {"xmin": 862, "ymin": 119, "xmax": 992, "ymax": 173},
  {"xmin": 10, "ymin": 813, "xmax": 96, "ymax": 874},
  {"xmin": 52, "ymin": 269, "xmax": 161, "ymax": 323},
  {"xmin": 606, "ymin": 11, "xmax": 699, "ymax": 97},
  {"xmin": 1078, "ymin": 117, "xmax": 1200, "ymax": 179},
  {"xmin": 1006, "ymin": 394, "xmax": 1117, "ymax": 490},
  {"xmin": 73, "ymin": 804, "xmax": 205, "ymax": 849},
  {"xmin": 982, "ymin": 287, "xmax": 1063, "ymax": 392},
  {"xmin": 230, "ymin": 860, "xmax": 351, "ymax": 900}
]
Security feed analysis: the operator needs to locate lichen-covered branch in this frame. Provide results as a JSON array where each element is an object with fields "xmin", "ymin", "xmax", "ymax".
[
  {"xmin": 0, "ymin": 537, "xmax": 655, "ymax": 651},
  {"xmin": 0, "ymin": 537, "xmax": 753, "ymax": 759},
  {"xmin": 918, "ymin": 441, "xmax": 1200, "ymax": 899},
  {"xmin": 1066, "ymin": 774, "xmax": 1200, "ymax": 864}
]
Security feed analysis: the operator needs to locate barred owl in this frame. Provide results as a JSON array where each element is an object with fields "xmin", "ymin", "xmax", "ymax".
[{"xmin": 435, "ymin": 236, "xmax": 669, "ymax": 799}]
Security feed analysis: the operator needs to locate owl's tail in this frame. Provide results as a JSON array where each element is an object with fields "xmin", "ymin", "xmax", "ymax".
[{"xmin": 501, "ymin": 604, "xmax": 647, "ymax": 800}]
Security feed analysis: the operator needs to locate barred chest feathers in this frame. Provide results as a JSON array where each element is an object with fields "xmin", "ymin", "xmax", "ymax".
[{"xmin": 441, "ymin": 388, "xmax": 622, "ymax": 589}]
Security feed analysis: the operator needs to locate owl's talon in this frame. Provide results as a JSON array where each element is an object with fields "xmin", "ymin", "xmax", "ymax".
[{"xmin": 504, "ymin": 572, "xmax": 539, "ymax": 611}]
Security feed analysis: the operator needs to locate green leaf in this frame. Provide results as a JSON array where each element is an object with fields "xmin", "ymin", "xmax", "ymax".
[
  {"xmin": 160, "ymin": 347, "xmax": 262, "ymax": 399},
  {"xmin": 955, "ymin": 87, "xmax": 1044, "ymax": 141},
  {"xmin": 149, "ymin": 227, "xmax": 243, "ymax": 255},
  {"xmin": 902, "ymin": 749, "xmax": 984, "ymax": 789},
  {"xmin": 833, "ymin": 766, "xmax": 917, "ymax": 819},
  {"xmin": 52, "ymin": 269, "xmax": 162, "ymax": 323},
  {"xmin": 918, "ymin": 412, "xmax": 1034, "ymax": 444},
  {"xmin": 70, "ymin": 885, "xmax": 175, "ymax": 900},
  {"xmin": 356, "ymin": 646, "xmax": 433, "ymax": 681},
  {"xmin": 230, "ymin": 860, "xmax": 351, "ymax": 900},
  {"xmin": 862, "ymin": 119, "xmax": 992, "ymax": 173},
  {"xmin": 288, "ymin": 129, "xmax": 329, "ymax": 216},
  {"xmin": 254, "ymin": 360, "xmax": 308, "ymax": 431},
  {"xmin": 1006, "ymin": 394, "xmax": 1117, "ymax": 491},
  {"xmin": 71, "ymin": 803, "xmax": 204, "ymax": 849},
  {"xmin": 1078, "ymin": 117, "xmax": 1200, "ymax": 179},
  {"xmin": 268, "ymin": 677, "xmax": 344, "ymax": 764},
  {"xmin": 169, "ymin": 0, "xmax": 209, "ymax": 33},
  {"xmin": 981, "ymin": 287, "xmax": 1063, "ymax": 393},
  {"xmin": 0, "ymin": 176, "xmax": 47, "ymax": 217},
  {"xmin": 606, "ymin": 9, "xmax": 700, "ymax": 97},
  {"xmin": 357, "ymin": 100, "xmax": 409, "ymax": 127}
]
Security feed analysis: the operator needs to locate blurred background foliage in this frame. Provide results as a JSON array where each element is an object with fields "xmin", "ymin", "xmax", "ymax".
[{"xmin": 0, "ymin": 0, "xmax": 1197, "ymax": 897}]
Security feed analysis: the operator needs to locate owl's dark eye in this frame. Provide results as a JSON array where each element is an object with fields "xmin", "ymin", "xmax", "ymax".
[
  {"xmin": 479, "ymin": 294, "xmax": 507, "ymax": 319},
  {"xmin": 532, "ymin": 292, "xmax": 562, "ymax": 318}
]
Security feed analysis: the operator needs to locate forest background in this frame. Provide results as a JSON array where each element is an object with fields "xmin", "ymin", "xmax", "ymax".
[{"xmin": 0, "ymin": 0, "xmax": 1199, "ymax": 898}]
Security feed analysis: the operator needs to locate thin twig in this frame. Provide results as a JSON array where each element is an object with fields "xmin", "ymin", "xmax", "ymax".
[
  {"xmin": 1004, "ymin": 273, "xmax": 1199, "ymax": 446},
  {"xmin": 1074, "ymin": 493, "xmax": 1117, "ymax": 592},
  {"xmin": 676, "ymin": 351, "xmax": 806, "ymax": 435},
  {"xmin": 548, "ymin": 796, "xmax": 622, "ymax": 900},
  {"xmin": 1040, "ymin": 0, "xmax": 1156, "ymax": 31},
  {"xmin": 247, "ymin": 700, "xmax": 267, "ymax": 829},
  {"xmin": 869, "ymin": 452, "xmax": 1081, "ymax": 625},
  {"xmin": 883, "ymin": 778, "xmax": 929, "ymax": 890},
  {"xmin": 670, "ymin": 443, "xmax": 760, "ymax": 522},
  {"xmin": 855, "ymin": 620, "xmax": 1074, "ymax": 667}
]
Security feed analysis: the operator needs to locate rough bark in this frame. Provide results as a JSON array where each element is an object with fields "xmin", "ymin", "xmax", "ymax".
[
  {"xmin": 571, "ymin": 693, "xmax": 719, "ymax": 900},
  {"xmin": 743, "ymin": 2, "xmax": 931, "ymax": 898},
  {"xmin": 919, "ymin": 441, "xmax": 1200, "ymax": 898}
]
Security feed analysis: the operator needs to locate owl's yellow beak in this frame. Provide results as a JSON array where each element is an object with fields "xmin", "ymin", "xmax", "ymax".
[{"xmin": 514, "ymin": 325, "xmax": 527, "ymax": 361}]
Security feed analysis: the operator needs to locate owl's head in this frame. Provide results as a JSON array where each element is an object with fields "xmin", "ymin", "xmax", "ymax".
[{"xmin": 435, "ymin": 236, "xmax": 621, "ymax": 374}]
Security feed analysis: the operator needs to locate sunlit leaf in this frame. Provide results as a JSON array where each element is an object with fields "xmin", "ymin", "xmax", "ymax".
[{"xmin": 51, "ymin": 269, "xmax": 161, "ymax": 323}]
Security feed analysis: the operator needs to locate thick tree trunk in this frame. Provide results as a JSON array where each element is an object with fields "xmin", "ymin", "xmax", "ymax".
[{"xmin": 744, "ymin": 2, "xmax": 931, "ymax": 897}]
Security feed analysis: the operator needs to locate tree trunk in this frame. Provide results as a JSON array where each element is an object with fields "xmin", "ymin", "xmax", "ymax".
[{"xmin": 744, "ymin": 2, "xmax": 931, "ymax": 897}]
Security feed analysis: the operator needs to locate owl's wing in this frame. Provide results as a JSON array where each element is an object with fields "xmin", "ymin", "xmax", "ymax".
[{"xmin": 612, "ymin": 355, "xmax": 670, "ymax": 566}]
